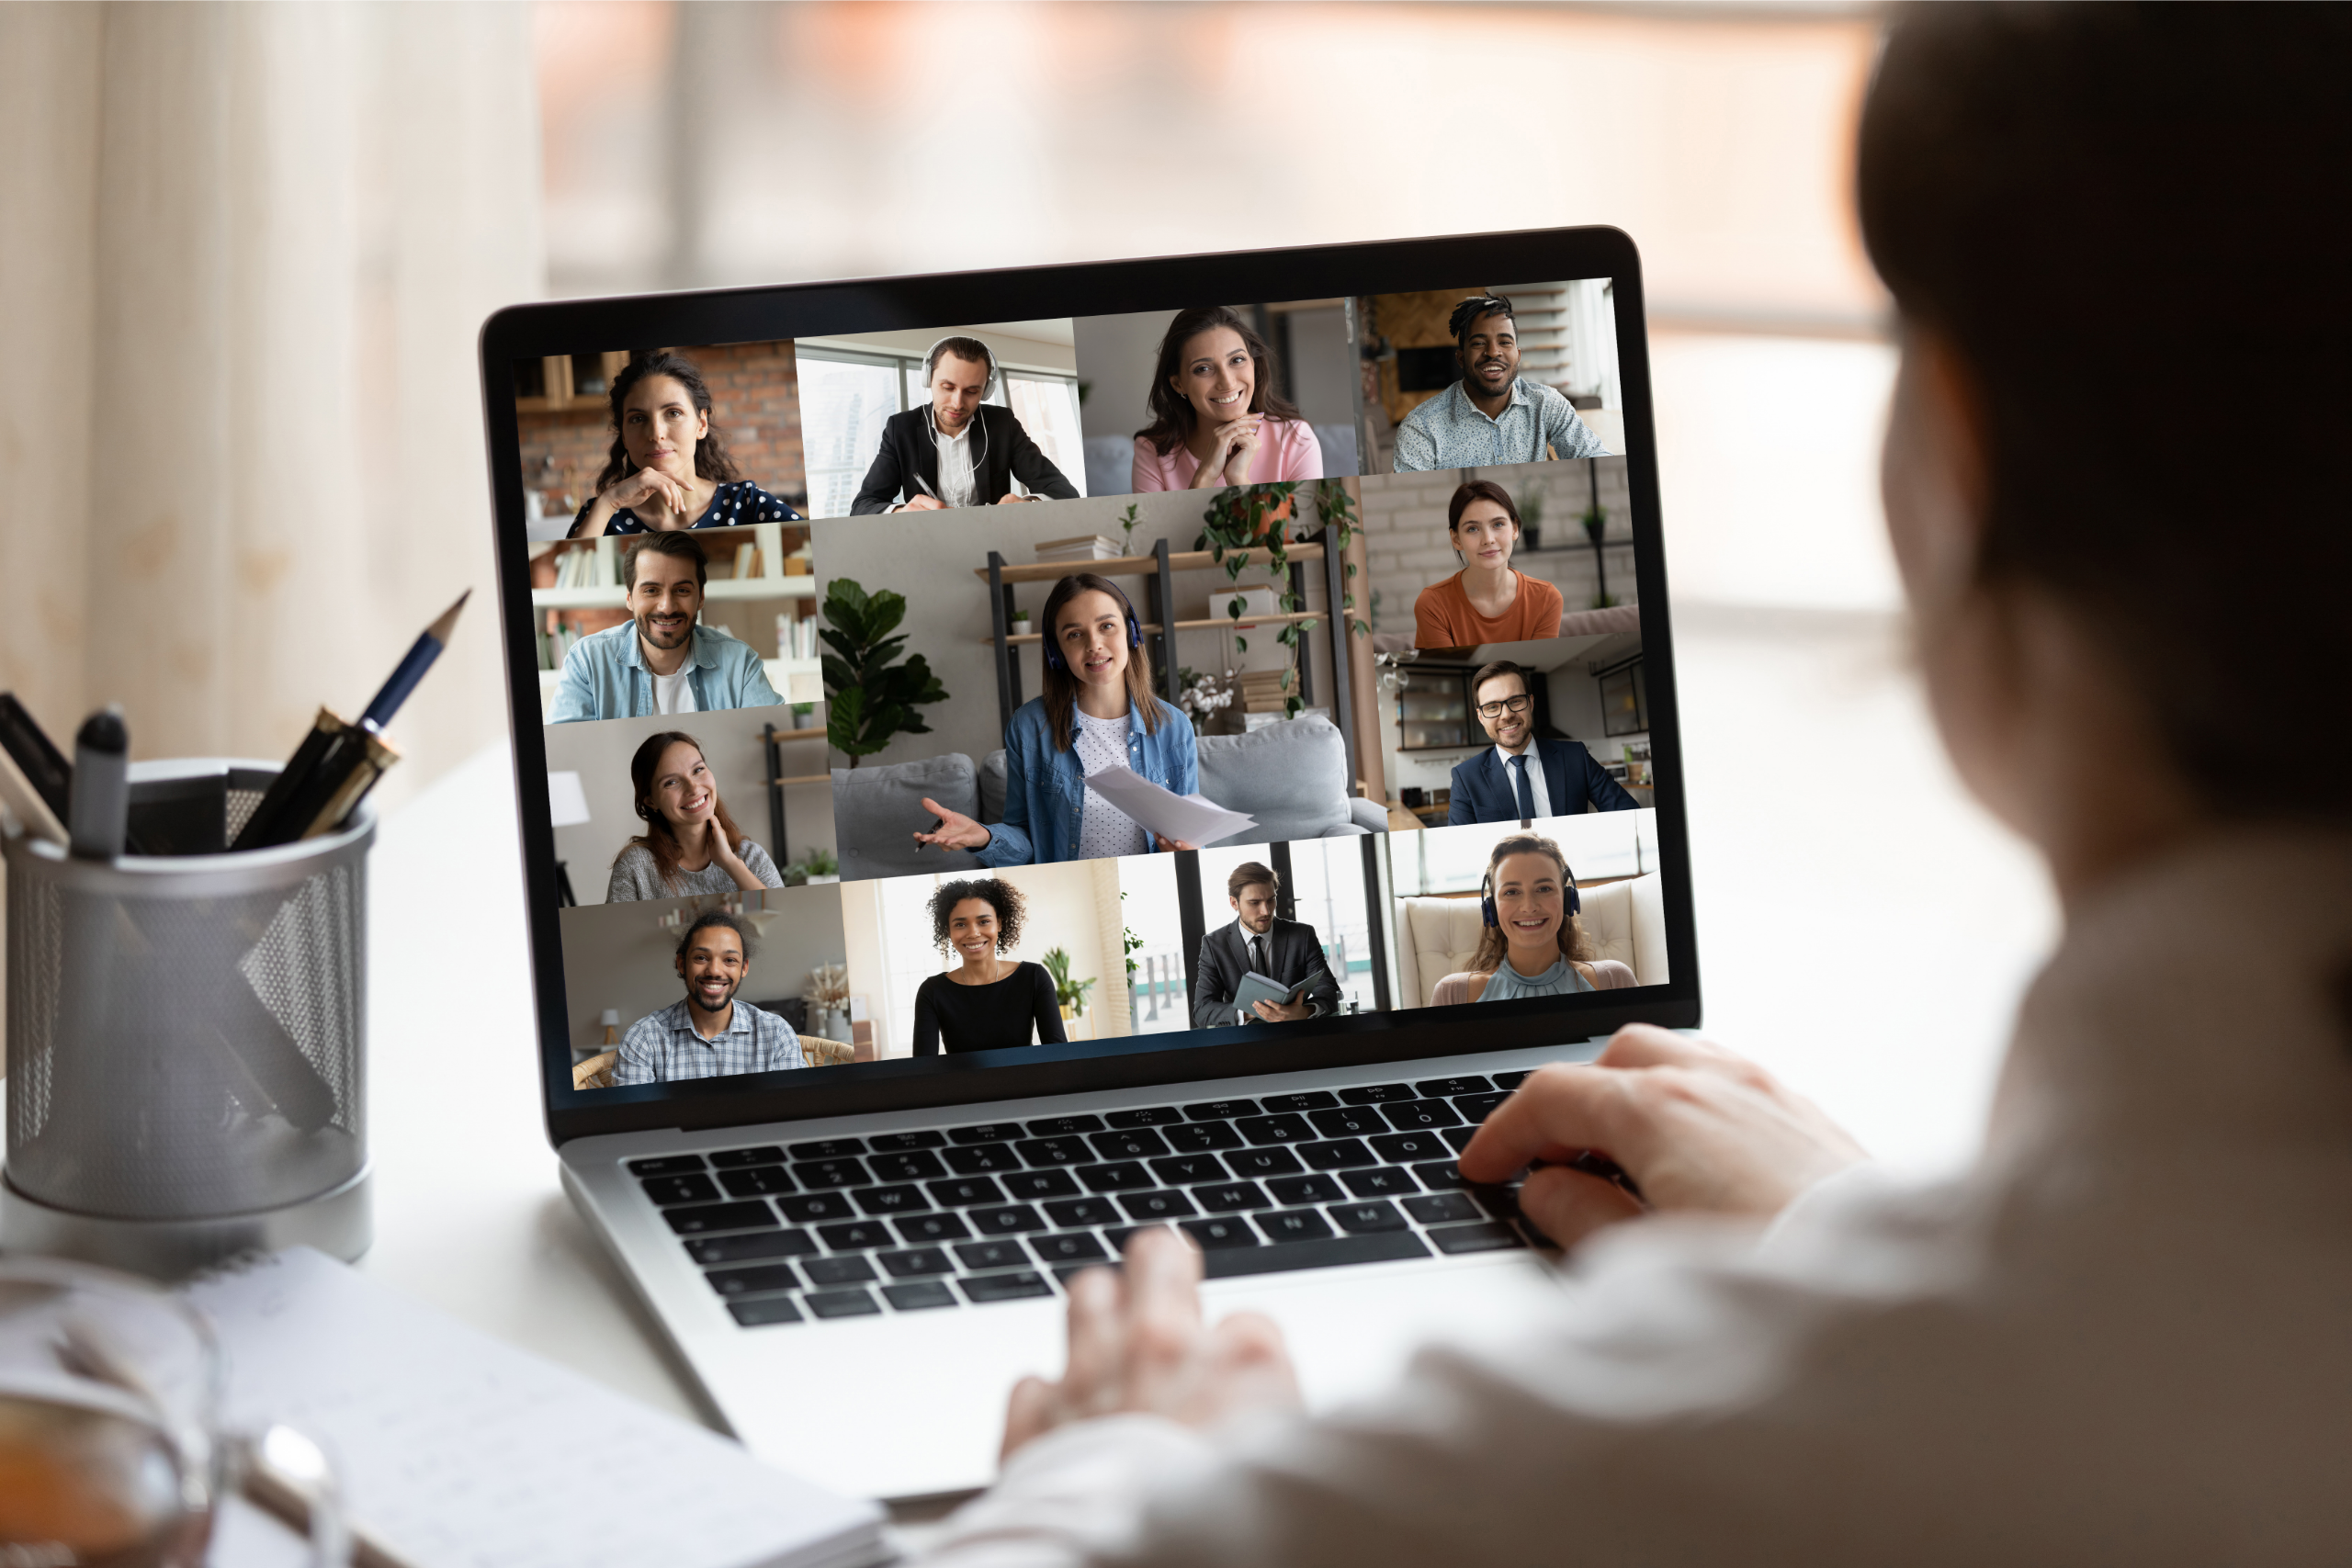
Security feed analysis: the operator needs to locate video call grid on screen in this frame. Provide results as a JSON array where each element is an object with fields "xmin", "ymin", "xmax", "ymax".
[{"xmin": 486, "ymin": 239, "xmax": 1694, "ymax": 1122}]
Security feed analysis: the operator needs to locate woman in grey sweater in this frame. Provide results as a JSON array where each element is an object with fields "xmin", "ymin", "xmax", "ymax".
[{"xmin": 605, "ymin": 730, "xmax": 783, "ymax": 902}]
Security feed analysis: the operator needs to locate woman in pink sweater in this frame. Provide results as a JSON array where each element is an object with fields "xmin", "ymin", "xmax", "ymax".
[{"xmin": 1131, "ymin": 306, "xmax": 1325, "ymax": 491}]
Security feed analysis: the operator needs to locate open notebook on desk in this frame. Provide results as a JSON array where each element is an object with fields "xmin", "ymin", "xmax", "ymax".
[{"xmin": 187, "ymin": 1248, "xmax": 886, "ymax": 1568}]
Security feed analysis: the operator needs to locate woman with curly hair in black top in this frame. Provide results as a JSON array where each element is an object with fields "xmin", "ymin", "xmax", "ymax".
[{"xmin": 910, "ymin": 878, "xmax": 1069, "ymax": 1056}]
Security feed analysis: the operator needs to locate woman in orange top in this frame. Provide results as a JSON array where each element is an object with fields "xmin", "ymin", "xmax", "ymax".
[{"xmin": 1411, "ymin": 479, "xmax": 1564, "ymax": 649}]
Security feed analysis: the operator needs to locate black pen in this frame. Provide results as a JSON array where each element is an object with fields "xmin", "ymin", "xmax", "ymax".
[{"xmin": 67, "ymin": 706, "xmax": 130, "ymax": 860}]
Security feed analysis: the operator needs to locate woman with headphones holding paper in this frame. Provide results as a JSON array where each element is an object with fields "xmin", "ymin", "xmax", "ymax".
[
  {"xmin": 1447, "ymin": 832, "xmax": 1634, "ymax": 1002},
  {"xmin": 912, "ymin": 573, "xmax": 1204, "ymax": 865},
  {"xmin": 848, "ymin": 335, "xmax": 1082, "ymax": 513}
]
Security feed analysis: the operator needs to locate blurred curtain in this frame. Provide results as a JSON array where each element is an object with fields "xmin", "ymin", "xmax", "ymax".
[{"xmin": 0, "ymin": 3, "xmax": 541, "ymax": 804}]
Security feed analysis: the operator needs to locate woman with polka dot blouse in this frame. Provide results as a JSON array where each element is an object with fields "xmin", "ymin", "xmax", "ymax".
[{"xmin": 568, "ymin": 352, "xmax": 803, "ymax": 537}]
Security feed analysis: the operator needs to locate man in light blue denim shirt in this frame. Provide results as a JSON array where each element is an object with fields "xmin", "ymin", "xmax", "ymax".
[
  {"xmin": 1391, "ymin": 293, "xmax": 1611, "ymax": 471},
  {"xmin": 547, "ymin": 532, "xmax": 783, "ymax": 723}
]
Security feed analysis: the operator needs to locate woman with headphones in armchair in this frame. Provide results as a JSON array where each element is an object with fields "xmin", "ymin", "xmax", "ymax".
[
  {"xmin": 913, "ymin": 573, "xmax": 1203, "ymax": 865},
  {"xmin": 1450, "ymin": 831, "xmax": 1636, "ymax": 1002}
]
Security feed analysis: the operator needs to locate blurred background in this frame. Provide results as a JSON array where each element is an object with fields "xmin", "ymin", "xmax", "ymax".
[{"xmin": 0, "ymin": 1, "xmax": 2052, "ymax": 1174}]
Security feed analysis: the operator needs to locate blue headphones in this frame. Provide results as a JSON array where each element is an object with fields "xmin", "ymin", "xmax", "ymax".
[
  {"xmin": 1041, "ymin": 582, "xmax": 1145, "ymax": 673},
  {"xmin": 1480, "ymin": 846, "xmax": 1581, "ymax": 928}
]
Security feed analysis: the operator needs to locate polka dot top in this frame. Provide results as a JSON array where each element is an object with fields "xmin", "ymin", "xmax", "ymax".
[
  {"xmin": 571, "ymin": 479, "xmax": 801, "ymax": 536},
  {"xmin": 1072, "ymin": 709, "xmax": 1149, "ymax": 860}
]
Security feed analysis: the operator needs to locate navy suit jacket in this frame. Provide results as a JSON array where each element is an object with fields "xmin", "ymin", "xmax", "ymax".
[{"xmin": 1446, "ymin": 738, "xmax": 1639, "ymax": 825}]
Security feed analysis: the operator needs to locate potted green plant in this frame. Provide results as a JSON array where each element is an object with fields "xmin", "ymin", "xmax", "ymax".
[
  {"xmin": 795, "ymin": 847, "xmax": 839, "ymax": 885},
  {"xmin": 1040, "ymin": 947, "xmax": 1096, "ymax": 1021},
  {"xmin": 820, "ymin": 578, "xmax": 949, "ymax": 767},
  {"xmin": 790, "ymin": 700, "xmax": 815, "ymax": 731}
]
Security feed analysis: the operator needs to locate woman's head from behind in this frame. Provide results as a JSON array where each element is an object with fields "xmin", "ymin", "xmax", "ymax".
[
  {"xmin": 931, "ymin": 877, "xmax": 1027, "ymax": 963},
  {"xmin": 595, "ymin": 352, "xmax": 741, "ymax": 494},
  {"xmin": 1471, "ymin": 833, "xmax": 1594, "ymax": 975},
  {"xmin": 1448, "ymin": 480, "xmax": 1522, "ymax": 571},
  {"xmin": 1139, "ymin": 307, "xmax": 1302, "ymax": 453}
]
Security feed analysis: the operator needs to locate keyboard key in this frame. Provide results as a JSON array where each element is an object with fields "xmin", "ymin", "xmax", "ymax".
[
  {"xmin": 1193, "ymin": 1181, "xmax": 1271, "ymax": 1213},
  {"xmin": 1148, "ymin": 1154, "xmax": 1228, "ymax": 1186},
  {"xmin": 664, "ymin": 1201, "xmax": 775, "ymax": 1235},
  {"xmin": 1296, "ymin": 1139, "xmax": 1377, "ymax": 1171},
  {"xmin": 1077, "ymin": 1162, "xmax": 1153, "ymax": 1192},
  {"xmin": 882, "ymin": 1280, "xmax": 958, "ymax": 1311},
  {"xmin": 1307, "ymin": 1106, "xmax": 1388, "ymax": 1140},
  {"xmin": 687, "ymin": 1230, "xmax": 816, "ymax": 1265},
  {"xmin": 1257, "ymin": 1090, "xmax": 1339, "ymax": 1112},
  {"xmin": 1429, "ymin": 1222, "xmax": 1525, "ymax": 1255},
  {"xmin": 1183, "ymin": 1098, "xmax": 1260, "ymax": 1121},
  {"xmin": 628, "ymin": 1155, "xmax": 706, "ymax": 1177},
  {"xmin": 1045, "ymin": 1197, "xmax": 1120, "ymax": 1228},
  {"xmin": 927, "ymin": 1177, "xmax": 1007, "ymax": 1208},
  {"xmin": 792, "ymin": 1158, "xmax": 872, "ymax": 1190},
  {"xmin": 893, "ymin": 1212, "xmax": 971, "ymax": 1245},
  {"xmin": 786, "ymin": 1138, "xmax": 865, "ymax": 1160},
  {"xmin": 639, "ymin": 1173, "xmax": 720, "ymax": 1206},
  {"xmin": 876, "ymin": 1247, "xmax": 955, "ymax": 1278},
  {"xmin": 718, "ymin": 1167, "xmax": 794, "ymax": 1199},
  {"xmin": 1369, "ymin": 1131, "xmax": 1449, "ymax": 1164},
  {"xmin": 1330, "ymin": 1201, "xmax": 1409, "ymax": 1234},
  {"xmin": 1256, "ymin": 1208, "xmax": 1334, "ymax": 1244},
  {"xmin": 804, "ymin": 1288, "xmax": 882, "ymax": 1318},
  {"xmin": 728, "ymin": 1296, "xmax": 804, "ymax": 1326},
  {"xmin": 1340, "ymin": 1167, "xmax": 1420, "ymax": 1199},
  {"xmin": 1103, "ymin": 1106, "xmax": 1185, "ymax": 1127},
  {"xmin": 1178, "ymin": 1216, "xmax": 1259, "ymax": 1250},
  {"xmin": 1160, "ymin": 1122, "xmax": 1243, "ymax": 1153},
  {"xmin": 1416, "ymin": 1076, "xmax": 1493, "ymax": 1099},
  {"xmin": 708, "ymin": 1145, "xmax": 784, "ymax": 1168},
  {"xmin": 1024, "ymin": 1114, "xmax": 1105, "ymax": 1137},
  {"xmin": 1381, "ymin": 1099, "xmax": 1462, "ymax": 1131},
  {"xmin": 960, "ymin": 1271, "xmax": 1054, "ymax": 1303},
  {"xmin": 967, "ymin": 1204, "xmax": 1046, "ymax": 1235},
  {"xmin": 802, "ymin": 1256, "xmax": 878, "ymax": 1287},
  {"xmin": 1518, "ymin": 1217, "xmax": 1560, "ymax": 1250},
  {"xmin": 1102, "ymin": 1224, "xmax": 1174, "ymax": 1254},
  {"xmin": 947, "ymin": 1122, "xmax": 1024, "ymax": 1144},
  {"xmin": 852, "ymin": 1184, "xmax": 931, "ymax": 1216},
  {"xmin": 1236, "ymin": 1113, "xmax": 1314, "ymax": 1145},
  {"xmin": 867, "ymin": 1149, "xmax": 947, "ymax": 1183},
  {"xmin": 954, "ymin": 1239, "xmax": 1030, "ymax": 1271},
  {"xmin": 778, "ymin": 1192, "xmax": 855, "ymax": 1224},
  {"xmin": 1118, "ymin": 1189, "xmax": 1197, "ymax": 1222},
  {"xmin": 1014, "ymin": 1137, "xmax": 1091, "ymax": 1168},
  {"xmin": 1226, "ymin": 1146, "xmax": 1304, "ymax": 1179},
  {"xmin": 1030, "ymin": 1232, "xmax": 1109, "ymax": 1266},
  {"xmin": 1453, "ymin": 1091, "xmax": 1510, "ymax": 1121},
  {"xmin": 1404, "ymin": 1192, "xmax": 1483, "ymax": 1225},
  {"xmin": 1265, "ymin": 1174, "xmax": 1343, "ymax": 1206},
  {"xmin": 816, "ymin": 1221, "xmax": 894, "ymax": 1250},
  {"xmin": 1001, "ymin": 1168, "xmax": 1081, "ymax": 1200},
  {"xmin": 705, "ymin": 1263, "xmax": 800, "ymax": 1296},
  {"xmin": 1442, "ymin": 1125, "xmax": 1479, "ymax": 1154},
  {"xmin": 1199, "ymin": 1232, "xmax": 1429, "ymax": 1279},
  {"xmin": 1413, "ymin": 1161, "xmax": 1468, "ymax": 1190},
  {"xmin": 944, "ymin": 1145, "xmax": 1023, "ymax": 1176},
  {"xmin": 1337, "ymin": 1083, "xmax": 1414, "ymax": 1105},
  {"xmin": 865, "ymin": 1131, "xmax": 946, "ymax": 1153},
  {"xmin": 1470, "ymin": 1184, "xmax": 1521, "ymax": 1217},
  {"xmin": 1088, "ymin": 1127, "xmax": 1171, "ymax": 1161},
  {"xmin": 1490, "ymin": 1069, "xmax": 1534, "ymax": 1089}
]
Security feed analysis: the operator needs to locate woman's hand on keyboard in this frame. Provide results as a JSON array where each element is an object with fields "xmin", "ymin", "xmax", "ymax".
[
  {"xmin": 1001, "ymin": 1227, "xmax": 1300, "ymax": 1460},
  {"xmin": 1459, "ymin": 1025, "xmax": 1868, "ymax": 1249}
]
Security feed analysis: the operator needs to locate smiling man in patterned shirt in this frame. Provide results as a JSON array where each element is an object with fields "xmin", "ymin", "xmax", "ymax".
[
  {"xmin": 612, "ymin": 911, "xmax": 806, "ymax": 1085},
  {"xmin": 1391, "ymin": 293, "xmax": 1611, "ymax": 470}
]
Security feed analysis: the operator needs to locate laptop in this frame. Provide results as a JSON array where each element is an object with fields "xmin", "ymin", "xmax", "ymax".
[{"xmin": 479, "ymin": 227, "xmax": 1698, "ymax": 1501}]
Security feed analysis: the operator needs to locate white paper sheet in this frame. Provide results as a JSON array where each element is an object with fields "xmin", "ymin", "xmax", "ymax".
[{"xmin": 1084, "ymin": 763, "xmax": 1256, "ymax": 847}]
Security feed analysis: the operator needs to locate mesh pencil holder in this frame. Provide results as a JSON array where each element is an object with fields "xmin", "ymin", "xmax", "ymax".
[{"xmin": 1, "ymin": 759, "xmax": 372, "ymax": 1278}]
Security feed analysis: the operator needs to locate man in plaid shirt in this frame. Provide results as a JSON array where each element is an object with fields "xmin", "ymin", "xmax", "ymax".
[{"xmin": 614, "ymin": 911, "xmax": 806, "ymax": 1085}]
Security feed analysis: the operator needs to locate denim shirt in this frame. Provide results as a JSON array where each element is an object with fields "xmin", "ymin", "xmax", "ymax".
[
  {"xmin": 978, "ymin": 696, "xmax": 1198, "ymax": 867},
  {"xmin": 546, "ymin": 621, "xmax": 783, "ymax": 723}
]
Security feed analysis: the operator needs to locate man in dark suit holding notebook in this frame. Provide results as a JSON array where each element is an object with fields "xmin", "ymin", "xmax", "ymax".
[
  {"xmin": 1190, "ymin": 863, "xmax": 1343, "ymax": 1029},
  {"xmin": 1447, "ymin": 660, "xmax": 1640, "ymax": 825}
]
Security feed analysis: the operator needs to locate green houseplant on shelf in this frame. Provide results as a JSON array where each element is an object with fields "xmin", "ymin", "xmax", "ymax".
[
  {"xmin": 1193, "ymin": 479, "xmax": 1369, "ymax": 719},
  {"xmin": 820, "ymin": 578, "xmax": 948, "ymax": 767},
  {"xmin": 1040, "ymin": 947, "xmax": 1096, "ymax": 1021}
]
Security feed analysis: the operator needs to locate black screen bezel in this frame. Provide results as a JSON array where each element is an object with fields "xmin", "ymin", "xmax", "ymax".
[{"xmin": 477, "ymin": 225, "xmax": 1702, "ymax": 1149}]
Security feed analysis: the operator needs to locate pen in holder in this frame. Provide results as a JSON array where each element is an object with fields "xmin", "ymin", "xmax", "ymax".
[{"xmin": 2, "ymin": 759, "xmax": 372, "ymax": 1279}]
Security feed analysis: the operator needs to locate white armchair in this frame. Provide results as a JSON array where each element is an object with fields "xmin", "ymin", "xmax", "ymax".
[{"xmin": 1392, "ymin": 873, "xmax": 1667, "ymax": 1008}]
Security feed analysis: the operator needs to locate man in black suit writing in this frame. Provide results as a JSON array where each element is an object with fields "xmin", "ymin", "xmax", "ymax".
[
  {"xmin": 1447, "ymin": 660, "xmax": 1640, "ymax": 825},
  {"xmin": 1189, "ymin": 862, "xmax": 1343, "ymax": 1030},
  {"xmin": 849, "ymin": 335, "xmax": 1081, "ymax": 514}
]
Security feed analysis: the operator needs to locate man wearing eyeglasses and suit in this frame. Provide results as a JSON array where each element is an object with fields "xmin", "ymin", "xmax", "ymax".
[
  {"xmin": 1447, "ymin": 660, "xmax": 1639, "ymax": 825},
  {"xmin": 1189, "ymin": 862, "xmax": 1344, "ymax": 1029}
]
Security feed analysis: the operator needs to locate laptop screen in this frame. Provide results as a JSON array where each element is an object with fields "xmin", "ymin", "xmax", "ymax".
[{"xmin": 492, "ymin": 244, "xmax": 1690, "ymax": 1123}]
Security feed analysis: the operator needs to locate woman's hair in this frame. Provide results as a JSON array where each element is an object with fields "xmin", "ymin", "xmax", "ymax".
[
  {"xmin": 1469, "ymin": 832, "xmax": 1595, "ymax": 976},
  {"xmin": 1135, "ymin": 307, "xmax": 1304, "ymax": 457},
  {"xmin": 1038, "ymin": 572, "xmax": 1164, "ymax": 752},
  {"xmin": 1447, "ymin": 479, "xmax": 1523, "ymax": 563},
  {"xmin": 594, "ymin": 351, "xmax": 743, "ymax": 495},
  {"xmin": 1858, "ymin": 4, "xmax": 2352, "ymax": 822},
  {"xmin": 618, "ymin": 731, "xmax": 746, "ymax": 894},
  {"xmin": 929, "ymin": 878, "xmax": 1027, "ymax": 956}
]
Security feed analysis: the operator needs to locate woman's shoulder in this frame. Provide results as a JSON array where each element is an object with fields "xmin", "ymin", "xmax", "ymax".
[
  {"xmin": 1586, "ymin": 958, "xmax": 1637, "ymax": 989},
  {"xmin": 1148, "ymin": 695, "xmax": 1195, "ymax": 734},
  {"xmin": 697, "ymin": 479, "xmax": 802, "ymax": 526},
  {"xmin": 1518, "ymin": 571, "xmax": 1565, "ymax": 607},
  {"xmin": 610, "ymin": 840, "xmax": 654, "ymax": 869}
]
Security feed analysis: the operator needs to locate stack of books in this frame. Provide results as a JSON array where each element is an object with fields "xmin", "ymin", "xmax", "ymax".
[
  {"xmin": 550, "ymin": 546, "xmax": 615, "ymax": 590},
  {"xmin": 1239, "ymin": 670, "xmax": 1295, "ymax": 715},
  {"xmin": 1034, "ymin": 535, "xmax": 1125, "ymax": 564}
]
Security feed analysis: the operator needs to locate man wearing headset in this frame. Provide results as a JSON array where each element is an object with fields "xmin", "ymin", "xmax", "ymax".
[
  {"xmin": 1391, "ymin": 294, "xmax": 1612, "ymax": 471},
  {"xmin": 849, "ymin": 335, "xmax": 1082, "ymax": 514}
]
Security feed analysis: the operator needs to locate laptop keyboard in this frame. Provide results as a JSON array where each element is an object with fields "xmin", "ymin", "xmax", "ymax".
[{"xmin": 631, "ymin": 1072, "xmax": 1548, "ymax": 1327}]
